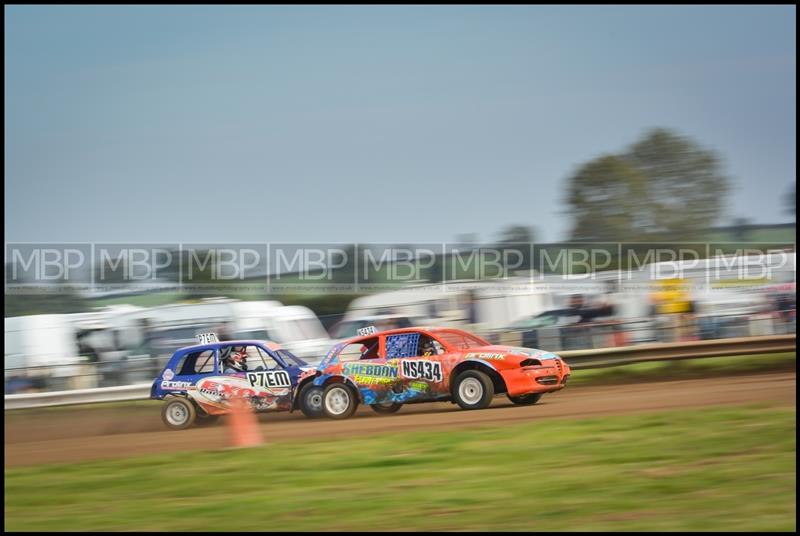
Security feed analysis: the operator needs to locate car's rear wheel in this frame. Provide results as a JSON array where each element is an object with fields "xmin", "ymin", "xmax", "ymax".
[
  {"xmin": 322, "ymin": 383, "xmax": 358, "ymax": 419},
  {"xmin": 370, "ymin": 402, "xmax": 402, "ymax": 414},
  {"xmin": 452, "ymin": 370, "xmax": 494, "ymax": 410},
  {"xmin": 161, "ymin": 398, "xmax": 197, "ymax": 430},
  {"xmin": 508, "ymin": 393, "xmax": 543, "ymax": 406},
  {"xmin": 298, "ymin": 383, "xmax": 325, "ymax": 419}
]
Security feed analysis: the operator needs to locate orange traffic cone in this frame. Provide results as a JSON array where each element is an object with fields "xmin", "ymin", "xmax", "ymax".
[{"xmin": 228, "ymin": 396, "xmax": 263, "ymax": 448}]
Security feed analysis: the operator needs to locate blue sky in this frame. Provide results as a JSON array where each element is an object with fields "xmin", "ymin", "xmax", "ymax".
[{"xmin": 4, "ymin": 5, "xmax": 796, "ymax": 244}]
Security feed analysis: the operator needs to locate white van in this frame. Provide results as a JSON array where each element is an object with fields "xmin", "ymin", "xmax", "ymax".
[
  {"xmin": 4, "ymin": 314, "xmax": 85, "ymax": 391},
  {"xmin": 120, "ymin": 299, "xmax": 332, "ymax": 364},
  {"xmin": 229, "ymin": 301, "xmax": 332, "ymax": 364},
  {"xmin": 344, "ymin": 279, "xmax": 557, "ymax": 334}
]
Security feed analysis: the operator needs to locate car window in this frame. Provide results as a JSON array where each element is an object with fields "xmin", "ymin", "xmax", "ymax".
[
  {"xmin": 560, "ymin": 315, "xmax": 583, "ymax": 325},
  {"xmin": 433, "ymin": 331, "xmax": 487, "ymax": 350},
  {"xmin": 509, "ymin": 317, "xmax": 537, "ymax": 330},
  {"xmin": 337, "ymin": 337, "xmax": 380, "ymax": 362},
  {"xmin": 245, "ymin": 345, "xmax": 281, "ymax": 371},
  {"xmin": 536, "ymin": 315, "xmax": 558, "ymax": 327},
  {"xmin": 275, "ymin": 349, "xmax": 308, "ymax": 367},
  {"xmin": 217, "ymin": 345, "xmax": 279, "ymax": 371},
  {"xmin": 386, "ymin": 332, "xmax": 424, "ymax": 358},
  {"xmin": 417, "ymin": 335, "xmax": 444, "ymax": 357},
  {"xmin": 177, "ymin": 350, "xmax": 216, "ymax": 375}
]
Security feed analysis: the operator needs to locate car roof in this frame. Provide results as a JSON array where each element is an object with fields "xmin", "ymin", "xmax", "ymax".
[
  {"xmin": 176, "ymin": 339, "xmax": 282, "ymax": 352},
  {"xmin": 338, "ymin": 326, "xmax": 482, "ymax": 345}
]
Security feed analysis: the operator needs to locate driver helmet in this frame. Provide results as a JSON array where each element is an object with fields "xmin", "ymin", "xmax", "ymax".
[{"xmin": 227, "ymin": 348, "xmax": 248, "ymax": 372}]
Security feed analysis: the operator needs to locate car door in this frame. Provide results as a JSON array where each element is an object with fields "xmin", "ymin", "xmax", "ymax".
[
  {"xmin": 333, "ymin": 336, "xmax": 397, "ymax": 405},
  {"xmin": 388, "ymin": 332, "xmax": 446, "ymax": 403},
  {"xmin": 239, "ymin": 344, "xmax": 295, "ymax": 411}
]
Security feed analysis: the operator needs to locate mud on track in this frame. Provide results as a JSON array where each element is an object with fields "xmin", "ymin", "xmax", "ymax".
[{"xmin": 5, "ymin": 372, "xmax": 796, "ymax": 468}]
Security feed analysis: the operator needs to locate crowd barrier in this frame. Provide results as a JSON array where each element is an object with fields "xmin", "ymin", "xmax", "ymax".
[{"xmin": 5, "ymin": 333, "xmax": 795, "ymax": 410}]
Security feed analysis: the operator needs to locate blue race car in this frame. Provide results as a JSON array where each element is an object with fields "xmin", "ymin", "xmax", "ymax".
[{"xmin": 151, "ymin": 337, "xmax": 323, "ymax": 430}]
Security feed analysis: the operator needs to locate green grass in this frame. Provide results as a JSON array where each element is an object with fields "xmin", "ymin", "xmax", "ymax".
[
  {"xmin": 4, "ymin": 405, "xmax": 795, "ymax": 531},
  {"xmin": 568, "ymin": 352, "xmax": 796, "ymax": 386}
]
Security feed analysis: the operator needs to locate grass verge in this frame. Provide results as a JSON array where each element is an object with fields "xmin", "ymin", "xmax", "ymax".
[
  {"xmin": 568, "ymin": 351, "xmax": 795, "ymax": 386},
  {"xmin": 4, "ymin": 404, "xmax": 796, "ymax": 531}
]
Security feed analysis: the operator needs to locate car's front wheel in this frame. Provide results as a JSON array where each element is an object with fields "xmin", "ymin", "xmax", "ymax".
[
  {"xmin": 322, "ymin": 383, "xmax": 358, "ymax": 419},
  {"xmin": 298, "ymin": 383, "xmax": 325, "ymax": 419},
  {"xmin": 370, "ymin": 402, "xmax": 402, "ymax": 414},
  {"xmin": 452, "ymin": 370, "xmax": 494, "ymax": 410},
  {"xmin": 161, "ymin": 398, "xmax": 197, "ymax": 430},
  {"xmin": 507, "ymin": 393, "xmax": 543, "ymax": 406}
]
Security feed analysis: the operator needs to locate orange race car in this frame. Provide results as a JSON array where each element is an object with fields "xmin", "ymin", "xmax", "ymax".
[{"xmin": 299, "ymin": 326, "xmax": 571, "ymax": 419}]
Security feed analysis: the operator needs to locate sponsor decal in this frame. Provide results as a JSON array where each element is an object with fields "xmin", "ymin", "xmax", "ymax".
[
  {"xmin": 193, "ymin": 376, "xmax": 289, "ymax": 403},
  {"xmin": 162, "ymin": 369, "xmax": 175, "ymax": 381},
  {"xmin": 408, "ymin": 380, "xmax": 430, "ymax": 391},
  {"xmin": 401, "ymin": 359, "xmax": 443, "ymax": 383},
  {"xmin": 246, "ymin": 370, "xmax": 292, "ymax": 389},
  {"xmin": 161, "ymin": 380, "xmax": 192, "ymax": 390},
  {"xmin": 353, "ymin": 375, "xmax": 394, "ymax": 385},
  {"xmin": 465, "ymin": 352, "xmax": 506, "ymax": 361},
  {"xmin": 343, "ymin": 363, "xmax": 398, "ymax": 378}
]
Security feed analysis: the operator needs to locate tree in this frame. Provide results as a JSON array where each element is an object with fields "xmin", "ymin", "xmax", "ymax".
[
  {"xmin": 497, "ymin": 225, "xmax": 536, "ymax": 244},
  {"xmin": 566, "ymin": 155, "xmax": 647, "ymax": 241},
  {"xmin": 730, "ymin": 217, "xmax": 752, "ymax": 242},
  {"xmin": 495, "ymin": 225, "xmax": 536, "ymax": 271},
  {"xmin": 566, "ymin": 129, "xmax": 730, "ymax": 241},
  {"xmin": 785, "ymin": 183, "xmax": 796, "ymax": 220}
]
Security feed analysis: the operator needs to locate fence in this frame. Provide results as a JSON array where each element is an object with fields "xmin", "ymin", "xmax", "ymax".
[
  {"xmin": 4, "ymin": 332, "xmax": 795, "ymax": 410},
  {"xmin": 490, "ymin": 311, "xmax": 796, "ymax": 351},
  {"xmin": 4, "ymin": 311, "xmax": 796, "ymax": 396}
]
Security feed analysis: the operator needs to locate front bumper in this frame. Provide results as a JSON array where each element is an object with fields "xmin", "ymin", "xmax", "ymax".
[{"xmin": 499, "ymin": 359, "xmax": 572, "ymax": 397}]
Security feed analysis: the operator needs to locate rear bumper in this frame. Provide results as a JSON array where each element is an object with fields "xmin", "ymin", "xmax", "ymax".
[{"xmin": 499, "ymin": 360, "xmax": 571, "ymax": 397}]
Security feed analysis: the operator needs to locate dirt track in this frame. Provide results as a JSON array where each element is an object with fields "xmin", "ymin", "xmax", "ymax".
[{"xmin": 5, "ymin": 372, "xmax": 796, "ymax": 468}]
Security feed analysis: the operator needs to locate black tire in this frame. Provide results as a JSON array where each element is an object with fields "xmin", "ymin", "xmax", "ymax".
[
  {"xmin": 452, "ymin": 370, "xmax": 494, "ymax": 410},
  {"xmin": 370, "ymin": 402, "xmax": 403, "ymax": 415},
  {"xmin": 508, "ymin": 393, "xmax": 543, "ymax": 406},
  {"xmin": 298, "ymin": 383, "xmax": 325, "ymax": 419},
  {"xmin": 322, "ymin": 383, "xmax": 358, "ymax": 420},
  {"xmin": 161, "ymin": 398, "xmax": 197, "ymax": 430}
]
